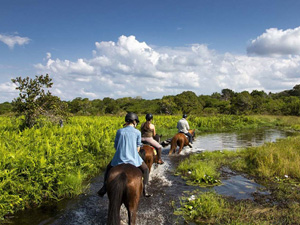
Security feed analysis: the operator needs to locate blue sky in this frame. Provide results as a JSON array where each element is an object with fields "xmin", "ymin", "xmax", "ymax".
[{"xmin": 1, "ymin": 0, "xmax": 300, "ymax": 102}]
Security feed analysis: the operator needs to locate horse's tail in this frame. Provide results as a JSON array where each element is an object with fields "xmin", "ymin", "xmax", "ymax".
[{"xmin": 107, "ymin": 172, "xmax": 127, "ymax": 225}]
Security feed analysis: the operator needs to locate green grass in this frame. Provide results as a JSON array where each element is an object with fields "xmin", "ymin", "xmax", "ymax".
[
  {"xmin": 176, "ymin": 151, "xmax": 238, "ymax": 185},
  {"xmin": 175, "ymin": 190, "xmax": 300, "ymax": 224}
]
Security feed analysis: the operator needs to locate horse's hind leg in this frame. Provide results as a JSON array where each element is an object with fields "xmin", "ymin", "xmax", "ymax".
[
  {"xmin": 169, "ymin": 145, "xmax": 176, "ymax": 155},
  {"xmin": 127, "ymin": 199, "xmax": 139, "ymax": 225},
  {"xmin": 178, "ymin": 142, "xmax": 185, "ymax": 154}
]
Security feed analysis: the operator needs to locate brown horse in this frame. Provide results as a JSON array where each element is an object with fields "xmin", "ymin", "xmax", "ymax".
[
  {"xmin": 139, "ymin": 145, "xmax": 156, "ymax": 171},
  {"xmin": 139, "ymin": 134, "xmax": 161, "ymax": 171},
  {"xmin": 168, "ymin": 129, "xmax": 195, "ymax": 155},
  {"xmin": 107, "ymin": 164, "xmax": 143, "ymax": 225}
]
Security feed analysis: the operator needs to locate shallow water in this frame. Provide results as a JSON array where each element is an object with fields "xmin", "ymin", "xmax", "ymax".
[{"xmin": 7, "ymin": 128, "xmax": 294, "ymax": 225}]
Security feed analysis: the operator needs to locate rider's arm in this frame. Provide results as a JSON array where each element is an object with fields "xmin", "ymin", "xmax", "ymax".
[
  {"xmin": 114, "ymin": 129, "xmax": 120, "ymax": 149},
  {"xmin": 137, "ymin": 131, "xmax": 142, "ymax": 152},
  {"xmin": 151, "ymin": 124, "xmax": 156, "ymax": 136},
  {"xmin": 186, "ymin": 121, "xmax": 190, "ymax": 130}
]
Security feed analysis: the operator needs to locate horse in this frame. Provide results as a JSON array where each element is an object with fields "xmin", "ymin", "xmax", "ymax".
[
  {"xmin": 168, "ymin": 129, "xmax": 195, "ymax": 155},
  {"xmin": 106, "ymin": 164, "xmax": 143, "ymax": 225},
  {"xmin": 139, "ymin": 134, "xmax": 162, "ymax": 171}
]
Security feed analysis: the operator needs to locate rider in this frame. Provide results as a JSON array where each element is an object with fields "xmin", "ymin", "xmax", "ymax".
[
  {"xmin": 97, "ymin": 112, "xmax": 152, "ymax": 197},
  {"xmin": 177, "ymin": 114, "xmax": 193, "ymax": 146},
  {"xmin": 141, "ymin": 113, "xmax": 164, "ymax": 165}
]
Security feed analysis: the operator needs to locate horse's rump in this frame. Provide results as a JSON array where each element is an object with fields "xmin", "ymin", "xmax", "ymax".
[
  {"xmin": 139, "ymin": 145, "xmax": 156, "ymax": 171},
  {"xmin": 107, "ymin": 164, "xmax": 143, "ymax": 225},
  {"xmin": 169, "ymin": 129, "xmax": 195, "ymax": 155}
]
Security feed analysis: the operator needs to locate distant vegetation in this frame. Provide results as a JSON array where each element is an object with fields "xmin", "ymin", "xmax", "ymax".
[{"xmin": 2, "ymin": 82, "xmax": 300, "ymax": 117}]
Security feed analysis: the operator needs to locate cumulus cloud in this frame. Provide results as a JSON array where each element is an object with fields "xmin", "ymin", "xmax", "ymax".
[
  {"xmin": 0, "ymin": 34, "xmax": 30, "ymax": 49},
  {"xmin": 0, "ymin": 82, "xmax": 18, "ymax": 102},
  {"xmin": 247, "ymin": 27, "xmax": 300, "ymax": 56},
  {"xmin": 32, "ymin": 35, "xmax": 300, "ymax": 100}
]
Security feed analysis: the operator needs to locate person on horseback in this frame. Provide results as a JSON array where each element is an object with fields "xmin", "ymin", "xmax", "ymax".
[
  {"xmin": 141, "ymin": 113, "xmax": 164, "ymax": 165},
  {"xmin": 177, "ymin": 114, "xmax": 193, "ymax": 146},
  {"xmin": 97, "ymin": 112, "xmax": 152, "ymax": 198}
]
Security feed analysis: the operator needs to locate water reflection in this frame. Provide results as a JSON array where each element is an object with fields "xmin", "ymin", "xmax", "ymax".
[{"xmin": 195, "ymin": 128, "xmax": 293, "ymax": 151}]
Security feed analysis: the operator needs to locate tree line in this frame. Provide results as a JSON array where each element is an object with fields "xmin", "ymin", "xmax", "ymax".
[{"xmin": 1, "ymin": 75, "xmax": 300, "ymax": 118}]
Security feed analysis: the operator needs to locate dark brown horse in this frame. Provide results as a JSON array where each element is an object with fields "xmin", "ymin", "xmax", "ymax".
[
  {"xmin": 168, "ymin": 129, "xmax": 195, "ymax": 155},
  {"xmin": 139, "ymin": 134, "xmax": 161, "ymax": 171},
  {"xmin": 107, "ymin": 164, "xmax": 143, "ymax": 225}
]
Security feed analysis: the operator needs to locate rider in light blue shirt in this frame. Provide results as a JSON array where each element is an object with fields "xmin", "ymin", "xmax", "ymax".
[
  {"xmin": 111, "ymin": 125, "xmax": 143, "ymax": 167},
  {"xmin": 98, "ymin": 112, "xmax": 151, "ymax": 197}
]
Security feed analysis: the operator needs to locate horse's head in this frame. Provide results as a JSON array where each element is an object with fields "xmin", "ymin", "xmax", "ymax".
[
  {"xmin": 153, "ymin": 134, "xmax": 162, "ymax": 143},
  {"xmin": 189, "ymin": 129, "xmax": 195, "ymax": 139}
]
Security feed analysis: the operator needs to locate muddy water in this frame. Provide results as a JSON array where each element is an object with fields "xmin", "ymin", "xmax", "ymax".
[{"xmin": 7, "ymin": 128, "xmax": 294, "ymax": 225}]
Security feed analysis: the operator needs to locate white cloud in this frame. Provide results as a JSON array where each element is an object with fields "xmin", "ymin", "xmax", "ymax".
[
  {"xmin": 0, "ymin": 34, "xmax": 30, "ymax": 49},
  {"xmin": 247, "ymin": 27, "xmax": 300, "ymax": 56},
  {"xmin": 30, "ymin": 35, "xmax": 300, "ymax": 101},
  {"xmin": 0, "ymin": 82, "xmax": 18, "ymax": 102},
  {"xmin": 46, "ymin": 52, "xmax": 51, "ymax": 59}
]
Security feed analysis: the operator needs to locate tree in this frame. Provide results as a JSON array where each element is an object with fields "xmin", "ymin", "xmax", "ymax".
[
  {"xmin": 288, "ymin": 84, "xmax": 300, "ymax": 97},
  {"xmin": 231, "ymin": 91, "xmax": 253, "ymax": 114},
  {"xmin": 0, "ymin": 102, "xmax": 12, "ymax": 115},
  {"xmin": 174, "ymin": 91, "xmax": 202, "ymax": 114},
  {"xmin": 11, "ymin": 74, "xmax": 68, "ymax": 128},
  {"xmin": 221, "ymin": 88, "xmax": 235, "ymax": 101}
]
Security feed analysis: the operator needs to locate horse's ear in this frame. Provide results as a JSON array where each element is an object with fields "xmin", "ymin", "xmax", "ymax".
[{"xmin": 160, "ymin": 134, "xmax": 162, "ymax": 138}]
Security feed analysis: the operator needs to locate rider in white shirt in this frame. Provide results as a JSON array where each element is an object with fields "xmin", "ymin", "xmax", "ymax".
[{"xmin": 177, "ymin": 114, "xmax": 193, "ymax": 145}]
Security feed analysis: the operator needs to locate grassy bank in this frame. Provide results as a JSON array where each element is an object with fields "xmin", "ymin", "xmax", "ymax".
[
  {"xmin": 0, "ymin": 116, "xmax": 120, "ymax": 220},
  {"xmin": 174, "ymin": 190, "xmax": 300, "ymax": 224},
  {"xmin": 175, "ymin": 123, "xmax": 300, "ymax": 224}
]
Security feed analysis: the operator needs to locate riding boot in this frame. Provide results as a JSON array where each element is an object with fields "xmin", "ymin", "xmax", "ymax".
[
  {"xmin": 143, "ymin": 184, "xmax": 152, "ymax": 197},
  {"xmin": 157, "ymin": 148, "xmax": 164, "ymax": 164},
  {"xmin": 97, "ymin": 163, "xmax": 112, "ymax": 197},
  {"xmin": 97, "ymin": 183, "xmax": 107, "ymax": 197},
  {"xmin": 139, "ymin": 162, "xmax": 152, "ymax": 197}
]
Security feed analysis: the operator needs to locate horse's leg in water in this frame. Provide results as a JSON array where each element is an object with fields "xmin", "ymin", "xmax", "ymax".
[
  {"xmin": 126, "ymin": 185, "xmax": 141, "ymax": 225},
  {"xmin": 169, "ymin": 138, "xmax": 177, "ymax": 155}
]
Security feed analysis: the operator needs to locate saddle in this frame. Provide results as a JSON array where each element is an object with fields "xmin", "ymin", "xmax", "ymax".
[
  {"xmin": 179, "ymin": 132, "xmax": 190, "ymax": 139},
  {"xmin": 141, "ymin": 141, "xmax": 157, "ymax": 155}
]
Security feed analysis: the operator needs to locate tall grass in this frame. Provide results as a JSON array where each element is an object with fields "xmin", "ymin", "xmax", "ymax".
[
  {"xmin": 0, "ymin": 116, "xmax": 122, "ymax": 219},
  {"xmin": 235, "ymin": 136, "xmax": 300, "ymax": 180}
]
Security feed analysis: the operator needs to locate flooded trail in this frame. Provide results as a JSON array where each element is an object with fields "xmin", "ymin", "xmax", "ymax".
[{"xmin": 7, "ymin": 128, "xmax": 294, "ymax": 225}]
